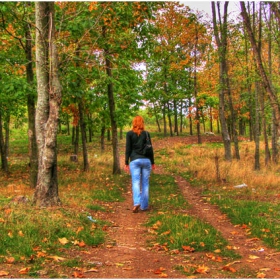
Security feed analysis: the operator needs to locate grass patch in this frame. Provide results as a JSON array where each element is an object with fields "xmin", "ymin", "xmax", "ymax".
[
  {"xmin": 210, "ymin": 197, "xmax": 280, "ymax": 249},
  {"xmin": 0, "ymin": 206, "xmax": 106, "ymax": 261},
  {"xmin": 147, "ymin": 174, "xmax": 238, "ymax": 259}
]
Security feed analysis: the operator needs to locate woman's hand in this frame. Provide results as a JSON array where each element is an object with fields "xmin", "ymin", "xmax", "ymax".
[{"xmin": 124, "ymin": 165, "xmax": 130, "ymax": 173}]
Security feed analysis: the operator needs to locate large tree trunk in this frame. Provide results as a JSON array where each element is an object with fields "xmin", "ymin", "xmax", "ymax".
[
  {"xmin": 34, "ymin": 2, "xmax": 62, "ymax": 207},
  {"xmin": 212, "ymin": 1, "xmax": 232, "ymax": 161}
]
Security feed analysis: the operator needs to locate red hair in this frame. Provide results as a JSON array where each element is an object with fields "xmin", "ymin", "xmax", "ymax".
[{"xmin": 132, "ymin": 116, "xmax": 145, "ymax": 136}]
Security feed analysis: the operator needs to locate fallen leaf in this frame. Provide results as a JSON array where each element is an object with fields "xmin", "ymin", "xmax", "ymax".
[
  {"xmin": 274, "ymin": 268, "xmax": 280, "ymax": 271},
  {"xmin": 0, "ymin": 218, "xmax": 5, "ymax": 222},
  {"xmin": 72, "ymin": 271, "xmax": 85, "ymax": 278},
  {"xmin": 19, "ymin": 267, "xmax": 31, "ymax": 274},
  {"xmin": 78, "ymin": 241, "xmax": 86, "ymax": 247},
  {"xmin": 18, "ymin": 230, "xmax": 24, "ymax": 237},
  {"xmin": 85, "ymin": 268, "xmax": 98, "ymax": 273},
  {"xmin": 249, "ymin": 255, "xmax": 260, "ymax": 260},
  {"xmin": 152, "ymin": 221, "xmax": 162, "ymax": 230},
  {"xmin": 161, "ymin": 230, "xmax": 171, "ymax": 235},
  {"xmin": 58, "ymin": 237, "xmax": 69, "ymax": 245},
  {"xmin": 5, "ymin": 257, "xmax": 15, "ymax": 264},
  {"xmin": 257, "ymin": 272, "xmax": 266, "ymax": 278},
  {"xmin": 48, "ymin": 255, "xmax": 66, "ymax": 262},
  {"xmin": 196, "ymin": 264, "xmax": 210, "ymax": 274},
  {"xmin": 0, "ymin": 271, "xmax": 9, "ymax": 277},
  {"xmin": 214, "ymin": 249, "xmax": 221, "ymax": 253},
  {"xmin": 222, "ymin": 266, "xmax": 236, "ymax": 273},
  {"xmin": 259, "ymin": 268, "xmax": 270, "ymax": 271},
  {"xmin": 159, "ymin": 273, "xmax": 168, "ymax": 278},
  {"xmin": 182, "ymin": 245, "xmax": 195, "ymax": 252}
]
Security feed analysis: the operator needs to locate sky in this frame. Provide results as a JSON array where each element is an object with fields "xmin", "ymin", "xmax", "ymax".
[{"xmin": 183, "ymin": 1, "xmax": 241, "ymax": 17}]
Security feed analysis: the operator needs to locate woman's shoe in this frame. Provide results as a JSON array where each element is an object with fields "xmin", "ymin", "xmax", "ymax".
[{"xmin": 132, "ymin": 205, "xmax": 140, "ymax": 213}]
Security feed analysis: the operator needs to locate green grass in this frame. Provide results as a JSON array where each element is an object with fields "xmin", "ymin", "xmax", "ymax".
[
  {"xmin": 210, "ymin": 197, "xmax": 280, "ymax": 249},
  {"xmin": 147, "ymin": 174, "xmax": 238, "ymax": 259},
  {"xmin": 0, "ymin": 206, "xmax": 106, "ymax": 262}
]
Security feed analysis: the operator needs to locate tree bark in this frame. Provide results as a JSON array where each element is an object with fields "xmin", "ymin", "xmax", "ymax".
[
  {"xmin": 79, "ymin": 101, "xmax": 89, "ymax": 171},
  {"xmin": 25, "ymin": 20, "xmax": 38, "ymax": 188},
  {"xmin": 0, "ymin": 110, "xmax": 8, "ymax": 172},
  {"xmin": 34, "ymin": 2, "xmax": 62, "ymax": 207},
  {"xmin": 103, "ymin": 27, "xmax": 121, "ymax": 174},
  {"xmin": 212, "ymin": 1, "xmax": 231, "ymax": 161}
]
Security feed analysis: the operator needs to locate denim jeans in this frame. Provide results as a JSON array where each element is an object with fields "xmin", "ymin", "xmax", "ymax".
[{"xmin": 129, "ymin": 158, "xmax": 152, "ymax": 210}]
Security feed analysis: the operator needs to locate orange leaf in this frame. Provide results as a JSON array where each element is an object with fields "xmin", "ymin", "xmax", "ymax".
[
  {"xmin": 257, "ymin": 272, "xmax": 266, "ymax": 278},
  {"xmin": 196, "ymin": 265, "xmax": 210, "ymax": 274},
  {"xmin": 182, "ymin": 245, "xmax": 195, "ymax": 252},
  {"xmin": 19, "ymin": 267, "xmax": 31, "ymax": 274},
  {"xmin": 0, "ymin": 271, "xmax": 9, "ymax": 277},
  {"xmin": 5, "ymin": 257, "xmax": 15, "ymax": 264},
  {"xmin": 73, "ymin": 271, "xmax": 86, "ymax": 278},
  {"xmin": 78, "ymin": 241, "xmax": 86, "ymax": 247},
  {"xmin": 222, "ymin": 266, "xmax": 236, "ymax": 273}
]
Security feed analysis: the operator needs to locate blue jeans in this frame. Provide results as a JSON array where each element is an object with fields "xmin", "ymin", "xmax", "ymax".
[{"xmin": 129, "ymin": 158, "xmax": 152, "ymax": 210}]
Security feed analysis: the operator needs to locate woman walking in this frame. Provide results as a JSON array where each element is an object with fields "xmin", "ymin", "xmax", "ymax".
[{"xmin": 125, "ymin": 116, "xmax": 155, "ymax": 213}]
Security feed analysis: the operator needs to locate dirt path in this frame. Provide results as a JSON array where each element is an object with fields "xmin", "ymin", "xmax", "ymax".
[
  {"xmin": 4, "ymin": 136, "xmax": 280, "ymax": 278},
  {"xmin": 75, "ymin": 136, "xmax": 280, "ymax": 279}
]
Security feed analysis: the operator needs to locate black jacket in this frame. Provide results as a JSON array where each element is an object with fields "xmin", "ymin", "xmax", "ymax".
[{"xmin": 125, "ymin": 130, "xmax": 154, "ymax": 165}]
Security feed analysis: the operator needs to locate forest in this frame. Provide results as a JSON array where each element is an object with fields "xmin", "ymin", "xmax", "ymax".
[
  {"xmin": 0, "ymin": 2, "xmax": 279, "ymax": 207},
  {"xmin": 2, "ymin": 2, "xmax": 280, "ymax": 278}
]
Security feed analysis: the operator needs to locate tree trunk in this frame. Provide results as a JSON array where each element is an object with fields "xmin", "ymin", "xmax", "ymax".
[
  {"xmin": 0, "ymin": 110, "xmax": 8, "ymax": 172},
  {"xmin": 212, "ymin": 2, "xmax": 231, "ymax": 161},
  {"xmin": 194, "ymin": 27, "xmax": 201, "ymax": 144},
  {"xmin": 26, "ymin": 21, "xmax": 38, "ymax": 188},
  {"xmin": 173, "ymin": 99, "xmax": 179, "ymax": 136},
  {"xmin": 34, "ymin": 2, "xmax": 62, "ymax": 207},
  {"xmin": 74, "ymin": 124, "xmax": 79, "ymax": 154},
  {"xmin": 103, "ymin": 26, "xmax": 120, "ymax": 174},
  {"xmin": 79, "ymin": 101, "xmax": 89, "ymax": 171}
]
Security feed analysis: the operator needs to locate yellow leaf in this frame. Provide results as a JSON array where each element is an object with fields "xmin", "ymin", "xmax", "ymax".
[
  {"xmin": 0, "ymin": 218, "xmax": 5, "ymax": 222},
  {"xmin": 249, "ymin": 255, "xmax": 260, "ymax": 260},
  {"xmin": 0, "ymin": 271, "xmax": 9, "ymax": 276},
  {"xmin": 85, "ymin": 268, "xmax": 98, "ymax": 273},
  {"xmin": 48, "ymin": 255, "xmax": 66, "ymax": 262},
  {"xmin": 161, "ymin": 230, "xmax": 171, "ymax": 235},
  {"xmin": 58, "ymin": 237, "xmax": 69, "ymax": 245},
  {"xmin": 18, "ymin": 230, "xmax": 24, "ymax": 237},
  {"xmin": 214, "ymin": 249, "xmax": 221, "ymax": 253},
  {"xmin": 8, "ymin": 231, "xmax": 13, "ymax": 238}
]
